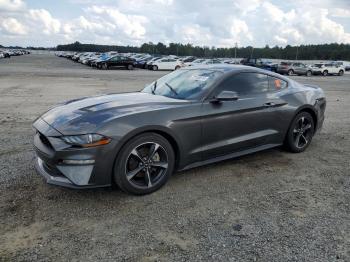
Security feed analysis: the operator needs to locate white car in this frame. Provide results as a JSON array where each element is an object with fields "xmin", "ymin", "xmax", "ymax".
[
  {"xmin": 150, "ymin": 58, "xmax": 184, "ymax": 71},
  {"xmin": 311, "ymin": 63, "xmax": 345, "ymax": 76}
]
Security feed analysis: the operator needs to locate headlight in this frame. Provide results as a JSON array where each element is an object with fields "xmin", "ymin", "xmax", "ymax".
[{"xmin": 61, "ymin": 134, "xmax": 111, "ymax": 148}]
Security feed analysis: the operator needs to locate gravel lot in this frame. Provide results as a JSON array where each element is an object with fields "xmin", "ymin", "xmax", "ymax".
[{"xmin": 0, "ymin": 54, "xmax": 349, "ymax": 262}]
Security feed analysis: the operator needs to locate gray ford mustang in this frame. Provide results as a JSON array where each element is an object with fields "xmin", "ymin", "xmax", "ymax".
[{"xmin": 33, "ymin": 65, "xmax": 326, "ymax": 194}]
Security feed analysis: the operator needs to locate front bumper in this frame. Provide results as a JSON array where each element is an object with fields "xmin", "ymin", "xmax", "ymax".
[
  {"xmin": 33, "ymin": 117, "xmax": 116, "ymax": 189},
  {"xmin": 35, "ymin": 157, "xmax": 105, "ymax": 189}
]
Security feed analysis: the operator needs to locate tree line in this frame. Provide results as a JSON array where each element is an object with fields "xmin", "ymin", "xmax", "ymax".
[{"xmin": 52, "ymin": 41, "xmax": 350, "ymax": 60}]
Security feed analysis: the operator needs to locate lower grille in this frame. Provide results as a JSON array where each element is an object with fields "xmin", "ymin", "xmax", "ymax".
[
  {"xmin": 42, "ymin": 161, "xmax": 64, "ymax": 177},
  {"xmin": 39, "ymin": 132, "xmax": 53, "ymax": 150}
]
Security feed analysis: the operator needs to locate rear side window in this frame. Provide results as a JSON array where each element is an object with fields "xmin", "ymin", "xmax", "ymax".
[
  {"xmin": 217, "ymin": 73, "xmax": 269, "ymax": 96},
  {"xmin": 268, "ymin": 76, "xmax": 288, "ymax": 91}
]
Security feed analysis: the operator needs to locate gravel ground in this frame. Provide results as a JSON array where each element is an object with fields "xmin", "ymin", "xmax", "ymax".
[{"xmin": 0, "ymin": 54, "xmax": 349, "ymax": 262}]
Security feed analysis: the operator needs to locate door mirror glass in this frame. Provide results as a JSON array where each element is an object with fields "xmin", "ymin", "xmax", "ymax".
[{"xmin": 211, "ymin": 90, "xmax": 239, "ymax": 103}]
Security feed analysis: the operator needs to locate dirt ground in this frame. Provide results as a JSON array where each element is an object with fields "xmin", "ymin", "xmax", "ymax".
[{"xmin": 0, "ymin": 54, "xmax": 349, "ymax": 262}]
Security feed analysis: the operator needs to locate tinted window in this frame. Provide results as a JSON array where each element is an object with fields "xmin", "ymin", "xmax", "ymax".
[
  {"xmin": 268, "ymin": 76, "xmax": 288, "ymax": 91},
  {"xmin": 217, "ymin": 73, "xmax": 268, "ymax": 96}
]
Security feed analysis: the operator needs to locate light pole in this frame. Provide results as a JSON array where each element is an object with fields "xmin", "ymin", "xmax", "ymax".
[
  {"xmin": 295, "ymin": 46, "xmax": 299, "ymax": 60},
  {"xmin": 234, "ymin": 42, "xmax": 237, "ymax": 59}
]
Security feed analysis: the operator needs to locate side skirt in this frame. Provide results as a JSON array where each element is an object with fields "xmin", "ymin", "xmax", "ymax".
[{"xmin": 179, "ymin": 143, "xmax": 282, "ymax": 171}]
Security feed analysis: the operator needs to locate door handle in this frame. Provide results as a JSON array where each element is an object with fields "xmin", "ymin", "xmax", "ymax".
[{"xmin": 264, "ymin": 102, "xmax": 276, "ymax": 107}]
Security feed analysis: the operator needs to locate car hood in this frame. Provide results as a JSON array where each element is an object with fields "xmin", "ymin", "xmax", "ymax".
[{"xmin": 41, "ymin": 92, "xmax": 189, "ymax": 135}]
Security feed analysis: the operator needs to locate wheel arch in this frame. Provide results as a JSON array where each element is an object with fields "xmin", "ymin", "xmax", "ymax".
[
  {"xmin": 112, "ymin": 126, "xmax": 182, "ymax": 176},
  {"xmin": 293, "ymin": 105, "xmax": 318, "ymax": 132}
]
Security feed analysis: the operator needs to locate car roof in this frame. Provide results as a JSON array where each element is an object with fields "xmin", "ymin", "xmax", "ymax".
[{"xmin": 183, "ymin": 64, "xmax": 291, "ymax": 81}]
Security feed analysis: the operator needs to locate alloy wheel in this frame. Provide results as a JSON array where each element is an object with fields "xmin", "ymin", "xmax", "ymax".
[
  {"xmin": 125, "ymin": 142, "xmax": 168, "ymax": 189},
  {"xmin": 293, "ymin": 116, "xmax": 313, "ymax": 149}
]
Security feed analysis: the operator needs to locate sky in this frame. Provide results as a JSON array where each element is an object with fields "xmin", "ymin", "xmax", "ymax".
[{"xmin": 0, "ymin": 0, "xmax": 350, "ymax": 47}]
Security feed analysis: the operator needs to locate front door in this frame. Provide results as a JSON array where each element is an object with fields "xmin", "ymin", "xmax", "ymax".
[{"xmin": 201, "ymin": 72, "xmax": 288, "ymax": 160}]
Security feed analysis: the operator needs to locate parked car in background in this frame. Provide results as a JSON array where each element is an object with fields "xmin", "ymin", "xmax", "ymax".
[
  {"xmin": 332, "ymin": 61, "xmax": 350, "ymax": 72},
  {"xmin": 262, "ymin": 61, "xmax": 278, "ymax": 72},
  {"xmin": 277, "ymin": 62, "xmax": 312, "ymax": 76},
  {"xmin": 311, "ymin": 63, "xmax": 345, "ymax": 76},
  {"xmin": 187, "ymin": 58, "xmax": 206, "ymax": 66},
  {"xmin": 96, "ymin": 55, "xmax": 136, "ymax": 70},
  {"xmin": 135, "ymin": 56, "xmax": 154, "ymax": 69},
  {"xmin": 150, "ymin": 58, "xmax": 184, "ymax": 71},
  {"xmin": 146, "ymin": 57, "xmax": 162, "ymax": 69},
  {"xmin": 0, "ymin": 51, "xmax": 10, "ymax": 58},
  {"xmin": 240, "ymin": 58, "xmax": 264, "ymax": 67}
]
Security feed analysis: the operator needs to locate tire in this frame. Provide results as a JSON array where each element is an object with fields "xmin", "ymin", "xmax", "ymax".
[
  {"xmin": 288, "ymin": 69, "xmax": 294, "ymax": 76},
  {"xmin": 152, "ymin": 65, "xmax": 158, "ymax": 71},
  {"xmin": 175, "ymin": 65, "xmax": 180, "ymax": 70},
  {"xmin": 127, "ymin": 64, "xmax": 134, "ymax": 70},
  {"xmin": 102, "ymin": 63, "xmax": 108, "ymax": 70},
  {"xmin": 322, "ymin": 70, "xmax": 328, "ymax": 76},
  {"xmin": 114, "ymin": 132, "xmax": 175, "ymax": 195},
  {"xmin": 338, "ymin": 70, "xmax": 344, "ymax": 76},
  {"xmin": 306, "ymin": 70, "xmax": 312, "ymax": 77},
  {"xmin": 284, "ymin": 112, "xmax": 314, "ymax": 153}
]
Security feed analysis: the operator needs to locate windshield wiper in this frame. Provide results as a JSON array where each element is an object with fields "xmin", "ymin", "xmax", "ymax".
[
  {"xmin": 151, "ymin": 81, "xmax": 157, "ymax": 95},
  {"xmin": 165, "ymin": 82, "xmax": 178, "ymax": 96}
]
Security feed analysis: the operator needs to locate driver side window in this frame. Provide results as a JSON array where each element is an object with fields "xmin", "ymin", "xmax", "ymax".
[{"xmin": 217, "ymin": 73, "xmax": 269, "ymax": 97}]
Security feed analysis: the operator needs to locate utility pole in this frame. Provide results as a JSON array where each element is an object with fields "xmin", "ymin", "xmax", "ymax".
[
  {"xmin": 234, "ymin": 42, "xmax": 237, "ymax": 59},
  {"xmin": 250, "ymin": 46, "xmax": 254, "ymax": 58},
  {"xmin": 295, "ymin": 46, "xmax": 299, "ymax": 60}
]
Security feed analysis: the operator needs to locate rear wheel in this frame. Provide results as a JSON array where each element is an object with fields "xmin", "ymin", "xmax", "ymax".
[
  {"xmin": 102, "ymin": 63, "xmax": 108, "ymax": 70},
  {"xmin": 338, "ymin": 70, "xmax": 344, "ymax": 76},
  {"xmin": 127, "ymin": 64, "xmax": 134, "ymax": 70},
  {"xmin": 306, "ymin": 70, "xmax": 312, "ymax": 77},
  {"xmin": 114, "ymin": 133, "xmax": 175, "ymax": 195},
  {"xmin": 288, "ymin": 69, "xmax": 294, "ymax": 76},
  {"xmin": 175, "ymin": 65, "xmax": 180, "ymax": 70},
  {"xmin": 285, "ymin": 112, "xmax": 314, "ymax": 153},
  {"xmin": 152, "ymin": 65, "xmax": 158, "ymax": 71},
  {"xmin": 323, "ymin": 70, "xmax": 328, "ymax": 76}
]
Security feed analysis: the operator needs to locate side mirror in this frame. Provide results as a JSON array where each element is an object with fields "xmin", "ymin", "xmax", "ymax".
[{"xmin": 210, "ymin": 90, "xmax": 239, "ymax": 103}]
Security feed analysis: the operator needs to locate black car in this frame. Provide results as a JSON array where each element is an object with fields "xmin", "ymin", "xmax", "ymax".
[
  {"xmin": 96, "ymin": 56, "xmax": 136, "ymax": 70},
  {"xmin": 33, "ymin": 65, "xmax": 326, "ymax": 195},
  {"xmin": 1, "ymin": 51, "xmax": 10, "ymax": 58}
]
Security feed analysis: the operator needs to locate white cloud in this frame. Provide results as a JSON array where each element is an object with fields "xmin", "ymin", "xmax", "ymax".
[
  {"xmin": 260, "ymin": 2, "xmax": 350, "ymax": 45},
  {"xmin": 0, "ymin": 0, "xmax": 25, "ymax": 11},
  {"xmin": 0, "ymin": 0, "xmax": 349, "ymax": 47},
  {"xmin": 331, "ymin": 8, "xmax": 350, "ymax": 18},
  {"xmin": 28, "ymin": 9, "xmax": 61, "ymax": 34},
  {"xmin": 1, "ymin": 17, "xmax": 27, "ymax": 34},
  {"xmin": 86, "ymin": 6, "xmax": 148, "ymax": 39}
]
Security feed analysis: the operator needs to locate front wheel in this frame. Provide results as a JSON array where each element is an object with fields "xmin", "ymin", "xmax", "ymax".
[
  {"xmin": 152, "ymin": 65, "xmax": 158, "ymax": 71},
  {"xmin": 306, "ymin": 70, "xmax": 312, "ymax": 77},
  {"xmin": 338, "ymin": 70, "xmax": 344, "ymax": 76},
  {"xmin": 285, "ymin": 112, "xmax": 314, "ymax": 153},
  {"xmin": 102, "ymin": 63, "xmax": 108, "ymax": 70},
  {"xmin": 323, "ymin": 70, "xmax": 328, "ymax": 76},
  {"xmin": 114, "ymin": 133, "xmax": 175, "ymax": 195},
  {"xmin": 288, "ymin": 69, "xmax": 294, "ymax": 76},
  {"xmin": 127, "ymin": 64, "xmax": 134, "ymax": 70}
]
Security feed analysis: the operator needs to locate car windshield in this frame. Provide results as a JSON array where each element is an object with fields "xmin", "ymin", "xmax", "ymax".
[
  {"xmin": 314, "ymin": 64, "xmax": 324, "ymax": 68},
  {"xmin": 142, "ymin": 69, "xmax": 223, "ymax": 100}
]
